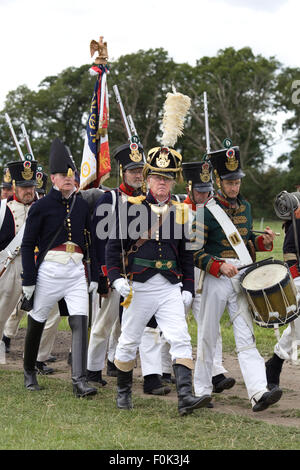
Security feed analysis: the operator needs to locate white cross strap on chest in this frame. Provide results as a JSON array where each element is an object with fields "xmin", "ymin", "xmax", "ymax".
[
  {"xmin": 0, "ymin": 222, "xmax": 26, "ymax": 269},
  {"xmin": 0, "ymin": 199, "xmax": 7, "ymax": 232},
  {"xmin": 205, "ymin": 197, "xmax": 252, "ymax": 265}
]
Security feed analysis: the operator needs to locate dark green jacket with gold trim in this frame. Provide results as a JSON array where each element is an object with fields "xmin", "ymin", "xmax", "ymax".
[{"xmin": 193, "ymin": 193, "xmax": 272, "ymax": 277}]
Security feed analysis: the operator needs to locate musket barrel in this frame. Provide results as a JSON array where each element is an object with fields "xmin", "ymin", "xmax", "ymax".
[
  {"xmin": 5, "ymin": 113, "xmax": 25, "ymax": 160},
  {"xmin": 21, "ymin": 123, "xmax": 35, "ymax": 159},
  {"xmin": 113, "ymin": 85, "xmax": 132, "ymax": 139},
  {"xmin": 127, "ymin": 114, "xmax": 138, "ymax": 137},
  {"xmin": 203, "ymin": 92, "xmax": 210, "ymax": 154}
]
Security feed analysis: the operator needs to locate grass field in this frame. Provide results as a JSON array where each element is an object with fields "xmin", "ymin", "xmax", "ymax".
[{"xmin": 1, "ymin": 219, "xmax": 299, "ymax": 451}]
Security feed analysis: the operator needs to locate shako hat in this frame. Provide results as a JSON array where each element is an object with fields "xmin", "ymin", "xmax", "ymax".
[
  {"xmin": 7, "ymin": 159, "xmax": 37, "ymax": 187},
  {"xmin": 36, "ymin": 164, "xmax": 48, "ymax": 194},
  {"xmin": 0, "ymin": 167, "xmax": 12, "ymax": 189},
  {"xmin": 208, "ymin": 138, "xmax": 245, "ymax": 181},
  {"xmin": 182, "ymin": 160, "xmax": 214, "ymax": 192},
  {"xmin": 113, "ymin": 142, "xmax": 145, "ymax": 173}
]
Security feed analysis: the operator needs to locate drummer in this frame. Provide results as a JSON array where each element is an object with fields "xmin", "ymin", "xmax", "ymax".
[
  {"xmin": 192, "ymin": 140, "xmax": 282, "ymax": 412},
  {"xmin": 266, "ymin": 191, "xmax": 300, "ymax": 389}
]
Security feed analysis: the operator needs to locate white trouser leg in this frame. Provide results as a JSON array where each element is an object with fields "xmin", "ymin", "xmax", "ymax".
[
  {"xmin": 87, "ymin": 288, "xmax": 120, "ymax": 371},
  {"xmin": 3, "ymin": 301, "xmax": 26, "ymax": 338},
  {"xmin": 139, "ymin": 327, "xmax": 162, "ymax": 376},
  {"xmin": 192, "ymin": 289, "xmax": 227, "ymax": 377},
  {"xmin": 160, "ymin": 335, "xmax": 172, "ymax": 374},
  {"xmin": 115, "ymin": 276, "xmax": 192, "ymax": 368},
  {"xmin": 227, "ymin": 293, "xmax": 267, "ymax": 401},
  {"xmin": 274, "ymin": 276, "xmax": 300, "ymax": 360},
  {"xmin": 31, "ymin": 260, "xmax": 88, "ymax": 323},
  {"xmin": 194, "ymin": 275, "xmax": 227, "ymax": 396},
  {"xmin": 37, "ymin": 305, "xmax": 61, "ymax": 362},
  {"xmin": 0, "ymin": 256, "xmax": 23, "ymax": 339},
  {"xmin": 107, "ymin": 317, "xmax": 121, "ymax": 363}
]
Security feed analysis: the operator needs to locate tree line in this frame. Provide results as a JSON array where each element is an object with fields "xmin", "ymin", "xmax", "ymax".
[{"xmin": 0, "ymin": 46, "xmax": 299, "ymax": 217}]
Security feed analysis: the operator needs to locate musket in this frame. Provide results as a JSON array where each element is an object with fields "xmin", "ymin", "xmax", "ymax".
[
  {"xmin": 196, "ymin": 92, "xmax": 211, "ymax": 295},
  {"xmin": 203, "ymin": 91, "xmax": 211, "ymax": 155},
  {"xmin": 20, "ymin": 123, "xmax": 35, "ymax": 159},
  {"xmin": 5, "ymin": 113, "xmax": 25, "ymax": 160},
  {"xmin": 112, "ymin": 85, "xmax": 138, "ymax": 306},
  {"xmin": 113, "ymin": 85, "xmax": 132, "ymax": 140}
]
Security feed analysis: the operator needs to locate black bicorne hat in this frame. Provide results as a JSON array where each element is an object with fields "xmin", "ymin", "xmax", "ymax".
[
  {"xmin": 208, "ymin": 141, "xmax": 245, "ymax": 181},
  {"xmin": 49, "ymin": 137, "xmax": 76, "ymax": 174},
  {"xmin": 7, "ymin": 160, "xmax": 37, "ymax": 187},
  {"xmin": 182, "ymin": 161, "xmax": 214, "ymax": 192},
  {"xmin": 113, "ymin": 142, "xmax": 145, "ymax": 172}
]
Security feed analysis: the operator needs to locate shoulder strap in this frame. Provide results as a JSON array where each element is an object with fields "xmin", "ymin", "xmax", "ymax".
[{"xmin": 205, "ymin": 198, "xmax": 252, "ymax": 264}]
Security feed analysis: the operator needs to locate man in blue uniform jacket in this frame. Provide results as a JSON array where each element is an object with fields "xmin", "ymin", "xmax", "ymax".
[
  {"xmin": 106, "ymin": 145, "xmax": 211, "ymax": 415},
  {"xmin": 21, "ymin": 137, "xmax": 98, "ymax": 398}
]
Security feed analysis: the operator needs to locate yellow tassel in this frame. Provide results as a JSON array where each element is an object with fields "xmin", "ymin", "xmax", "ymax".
[{"xmin": 120, "ymin": 286, "xmax": 133, "ymax": 308}]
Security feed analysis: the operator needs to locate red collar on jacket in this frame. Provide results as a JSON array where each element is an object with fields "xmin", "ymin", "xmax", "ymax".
[
  {"xmin": 183, "ymin": 195, "xmax": 196, "ymax": 211},
  {"xmin": 119, "ymin": 182, "xmax": 137, "ymax": 196}
]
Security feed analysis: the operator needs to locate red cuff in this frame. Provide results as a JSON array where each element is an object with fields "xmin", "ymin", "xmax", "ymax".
[
  {"xmin": 208, "ymin": 260, "xmax": 225, "ymax": 278},
  {"xmin": 101, "ymin": 265, "xmax": 108, "ymax": 276},
  {"xmin": 257, "ymin": 235, "xmax": 273, "ymax": 252},
  {"xmin": 289, "ymin": 264, "xmax": 299, "ymax": 279}
]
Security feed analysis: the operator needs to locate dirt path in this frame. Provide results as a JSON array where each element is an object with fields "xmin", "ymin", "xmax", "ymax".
[{"xmin": 2, "ymin": 329, "xmax": 300, "ymax": 428}]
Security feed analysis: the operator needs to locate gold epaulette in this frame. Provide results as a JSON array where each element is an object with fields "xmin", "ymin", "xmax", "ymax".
[
  {"xmin": 171, "ymin": 201, "xmax": 189, "ymax": 224},
  {"xmin": 127, "ymin": 195, "xmax": 146, "ymax": 205}
]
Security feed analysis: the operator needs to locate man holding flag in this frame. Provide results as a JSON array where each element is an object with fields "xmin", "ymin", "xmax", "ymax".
[{"xmin": 80, "ymin": 36, "xmax": 111, "ymax": 190}]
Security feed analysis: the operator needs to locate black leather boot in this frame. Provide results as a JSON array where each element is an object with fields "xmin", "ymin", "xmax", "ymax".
[
  {"xmin": 23, "ymin": 315, "xmax": 46, "ymax": 391},
  {"xmin": 212, "ymin": 373, "xmax": 236, "ymax": 393},
  {"xmin": 173, "ymin": 364, "xmax": 211, "ymax": 415},
  {"xmin": 69, "ymin": 315, "xmax": 97, "ymax": 398},
  {"xmin": 86, "ymin": 369, "xmax": 107, "ymax": 387},
  {"xmin": 265, "ymin": 353, "xmax": 284, "ymax": 390},
  {"xmin": 116, "ymin": 369, "xmax": 133, "ymax": 409},
  {"xmin": 107, "ymin": 359, "xmax": 118, "ymax": 377},
  {"xmin": 143, "ymin": 374, "xmax": 171, "ymax": 395},
  {"xmin": 2, "ymin": 335, "xmax": 11, "ymax": 353}
]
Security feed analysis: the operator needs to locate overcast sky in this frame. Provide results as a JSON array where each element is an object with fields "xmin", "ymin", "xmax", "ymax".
[{"xmin": 1, "ymin": 0, "xmax": 299, "ymax": 162}]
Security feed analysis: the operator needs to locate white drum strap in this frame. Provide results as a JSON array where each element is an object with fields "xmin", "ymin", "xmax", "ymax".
[{"xmin": 205, "ymin": 198, "xmax": 252, "ymax": 265}]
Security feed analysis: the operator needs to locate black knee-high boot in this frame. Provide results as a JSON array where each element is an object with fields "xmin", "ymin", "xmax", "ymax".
[
  {"xmin": 68, "ymin": 315, "xmax": 97, "ymax": 398},
  {"xmin": 173, "ymin": 364, "xmax": 211, "ymax": 415},
  {"xmin": 116, "ymin": 368, "xmax": 133, "ymax": 409},
  {"xmin": 23, "ymin": 315, "xmax": 46, "ymax": 391}
]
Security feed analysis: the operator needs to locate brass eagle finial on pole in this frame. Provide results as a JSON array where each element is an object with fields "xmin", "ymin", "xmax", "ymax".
[{"xmin": 90, "ymin": 36, "xmax": 108, "ymax": 65}]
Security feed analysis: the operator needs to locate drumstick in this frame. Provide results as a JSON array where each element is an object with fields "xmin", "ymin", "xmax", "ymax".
[
  {"xmin": 252, "ymin": 230, "xmax": 280, "ymax": 236},
  {"xmin": 237, "ymin": 257, "xmax": 274, "ymax": 271}
]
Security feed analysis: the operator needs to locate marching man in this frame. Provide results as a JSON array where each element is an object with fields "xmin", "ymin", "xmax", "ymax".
[{"xmin": 21, "ymin": 138, "xmax": 98, "ymax": 398}]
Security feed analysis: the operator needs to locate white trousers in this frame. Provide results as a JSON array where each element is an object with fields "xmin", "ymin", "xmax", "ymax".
[
  {"xmin": 274, "ymin": 276, "xmax": 300, "ymax": 360},
  {"xmin": 87, "ymin": 288, "xmax": 120, "ymax": 371},
  {"xmin": 31, "ymin": 260, "xmax": 88, "ymax": 323},
  {"xmin": 194, "ymin": 271, "xmax": 267, "ymax": 402},
  {"xmin": 0, "ymin": 256, "xmax": 23, "ymax": 340},
  {"xmin": 107, "ymin": 317, "xmax": 121, "ymax": 363},
  {"xmin": 160, "ymin": 274, "xmax": 227, "ymax": 377},
  {"xmin": 88, "ymin": 287, "xmax": 166, "ymax": 376},
  {"xmin": 115, "ymin": 275, "xmax": 192, "ymax": 367}
]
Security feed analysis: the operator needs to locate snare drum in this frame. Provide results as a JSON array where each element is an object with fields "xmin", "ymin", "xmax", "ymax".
[{"xmin": 240, "ymin": 259, "xmax": 300, "ymax": 328}]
